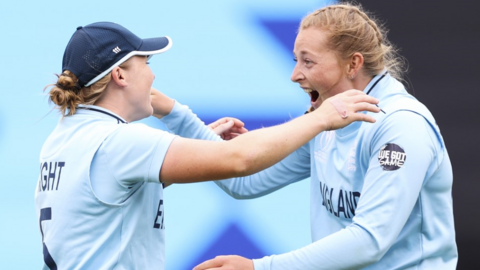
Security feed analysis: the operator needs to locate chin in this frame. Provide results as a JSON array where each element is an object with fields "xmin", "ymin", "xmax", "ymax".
[
  {"xmin": 312, "ymin": 102, "xmax": 322, "ymax": 110},
  {"xmin": 145, "ymin": 106, "xmax": 154, "ymax": 117},
  {"xmin": 133, "ymin": 107, "xmax": 154, "ymax": 122}
]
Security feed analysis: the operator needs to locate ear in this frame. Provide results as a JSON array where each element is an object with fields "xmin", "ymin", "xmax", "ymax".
[
  {"xmin": 110, "ymin": 66, "xmax": 128, "ymax": 87},
  {"xmin": 346, "ymin": 52, "xmax": 364, "ymax": 79}
]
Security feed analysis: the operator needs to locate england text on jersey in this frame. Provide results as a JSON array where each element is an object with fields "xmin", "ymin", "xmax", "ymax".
[{"xmin": 319, "ymin": 181, "xmax": 360, "ymax": 219}]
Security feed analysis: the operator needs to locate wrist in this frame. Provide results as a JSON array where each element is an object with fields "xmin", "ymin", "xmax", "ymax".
[
  {"xmin": 152, "ymin": 98, "xmax": 175, "ymax": 118},
  {"xmin": 307, "ymin": 110, "xmax": 330, "ymax": 132}
]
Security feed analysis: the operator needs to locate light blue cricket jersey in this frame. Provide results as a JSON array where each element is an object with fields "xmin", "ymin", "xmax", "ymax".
[
  {"xmin": 35, "ymin": 106, "xmax": 175, "ymax": 270},
  {"xmin": 161, "ymin": 72, "xmax": 457, "ymax": 270}
]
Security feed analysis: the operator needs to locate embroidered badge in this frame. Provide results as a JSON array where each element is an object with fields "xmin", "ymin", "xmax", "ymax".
[{"xmin": 378, "ymin": 143, "xmax": 406, "ymax": 171}]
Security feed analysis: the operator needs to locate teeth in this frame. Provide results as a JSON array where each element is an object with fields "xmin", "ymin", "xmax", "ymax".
[{"xmin": 304, "ymin": 88, "xmax": 313, "ymax": 93}]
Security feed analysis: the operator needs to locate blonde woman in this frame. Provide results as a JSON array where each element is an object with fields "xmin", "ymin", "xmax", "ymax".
[{"xmin": 169, "ymin": 3, "xmax": 455, "ymax": 270}]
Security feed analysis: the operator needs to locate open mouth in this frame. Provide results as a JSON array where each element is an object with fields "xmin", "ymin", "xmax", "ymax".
[{"xmin": 304, "ymin": 89, "xmax": 319, "ymax": 103}]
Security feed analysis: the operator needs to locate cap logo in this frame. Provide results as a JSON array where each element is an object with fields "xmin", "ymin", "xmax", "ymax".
[{"xmin": 112, "ymin": 46, "xmax": 121, "ymax": 54}]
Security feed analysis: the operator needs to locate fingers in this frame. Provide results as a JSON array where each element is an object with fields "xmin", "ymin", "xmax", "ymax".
[
  {"xmin": 233, "ymin": 126, "xmax": 248, "ymax": 135},
  {"xmin": 216, "ymin": 122, "xmax": 248, "ymax": 139},
  {"xmin": 354, "ymin": 94, "xmax": 379, "ymax": 105},
  {"xmin": 314, "ymin": 90, "xmax": 383, "ymax": 130},
  {"xmin": 361, "ymin": 114, "xmax": 377, "ymax": 123},
  {"xmin": 346, "ymin": 103, "xmax": 381, "ymax": 124},
  {"xmin": 349, "ymin": 111, "xmax": 377, "ymax": 123},
  {"xmin": 352, "ymin": 102, "xmax": 381, "ymax": 114},
  {"xmin": 325, "ymin": 93, "xmax": 379, "ymax": 119},
  {"xmin": 230, "ymin": 118, "xmax": 245, "ymax": 127},
  {"xmin": 208, "ymin": 117, "xmax": 248, "ymax": 139},
  {"xmin": 338, "ymin": 89, "xmax": 379, "ymax": 105},
  {"xmin": 208, "ymin": 118, "xmax": 245, "ymax": 129},
  {"xmin": 334, "ymin": 90, "xmax": 380, "ymax": 116},
  {"xmin": 193, "ymin": 257, "xmax": 224, "ymax": 270},
  {"xmin": 193, "ymin": 255, "xmax": 253, "ymax": 270},
  {"xmin": 207, "ymin": 118, "xmax": 227, "ymax": 130},
  {"xmin": 342, "ymin": 89, "xmax": 362, "ymax": 96},
  {"xmin": 212, "ymin": 120, "xmax": 235, "ymax": 135},
  {"xmin": 343, "ymin": 90, "xmax": 379, "ymax": 105}
]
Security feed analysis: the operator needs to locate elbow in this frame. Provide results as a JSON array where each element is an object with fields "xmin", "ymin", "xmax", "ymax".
[
  {"xmin": 230, "ymin": 192, "xmax": 260, "ymax": 200},
  {"xmin": 362, "ymin": 251, "xmax": 384, "ymax": 266},
  {"xmin": 351, "ymin": 224, "xmax": 393, "ymax": 265},
  {"xmin": 215, "ymin": 179, "xmax": 264, "ymax": 200},
  {"xmin": 354, "ymin": 243, "xmax": 387, "ymax": 267},
  {"xmin": 230, "ymin": 192, "xmax": 248, "ymax": 200},
  {"xmin": 232, "ymin": 161, "xmax": 251, "ymax": 178},
  {"xmin": 222, "ymin": 138, "xmax": 271, "ymax": 178},
  {"xmin": 228, "ymin": 149, "xmax": 258, "ymax": 177}
]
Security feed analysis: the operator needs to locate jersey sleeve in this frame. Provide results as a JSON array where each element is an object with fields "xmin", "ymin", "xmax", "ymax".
[
  {"xmin": 159, "ymin": 101, "xmax": 311, "ymax": 198},
  {"xmin": 160, "ymin": 100, "xmax": 222, "ymax": 142},
  {"xmin": 253, "ymin": 111, "xmax": 442, "ymax": 269},
  {"xmin": 102, "ymin": 123, "xmax": 176, "ymax": 186},
  {"xmin": 215, "ymin": 144, "xmax": 310, "ymax": 199}
]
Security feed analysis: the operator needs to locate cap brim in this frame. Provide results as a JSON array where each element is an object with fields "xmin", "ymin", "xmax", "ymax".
[
  {"xmin": 85, "ymin": 36, "xmax": 172, "ymax": 87},
  {"xmin": 138, "ymin": 36, "xmax": 172, "ymax": 54}
]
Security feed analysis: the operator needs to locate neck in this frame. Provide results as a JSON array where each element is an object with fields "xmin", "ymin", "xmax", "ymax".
[
  {"xmin": 319, "ymin": 74, "xmax": 373, "ymax": 103},
  {"xmin": 351, "ymin": 73, "xmax": 373, "ymax": 94},
  {"xmin": 94, "ymin": 86, "xmax": 132, "ymax": 122}
]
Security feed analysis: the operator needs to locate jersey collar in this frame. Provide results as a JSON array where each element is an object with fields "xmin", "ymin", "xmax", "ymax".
[{"xmin": 77, "ymin": 105, "xmax": 127, "ymax": 124}]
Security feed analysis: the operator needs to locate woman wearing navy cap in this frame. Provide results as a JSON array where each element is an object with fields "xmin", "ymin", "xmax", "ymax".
[{"xmin": 35, "ymin": 22, "xmax": 380, "ymax": 269}]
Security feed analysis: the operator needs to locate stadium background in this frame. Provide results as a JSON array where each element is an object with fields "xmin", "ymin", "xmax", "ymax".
[{"xmin": 0, "ymin": 0, "xmax": 478, "ymax": 269}]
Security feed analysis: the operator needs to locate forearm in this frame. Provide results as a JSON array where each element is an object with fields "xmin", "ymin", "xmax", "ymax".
[
  {"xmin": 220, "ymin": 112, "xmax": 326, "ymax": 176},
  {"xmin": 160, "ymin": 99, "xmax": 308, "ymax": 196},
  {"xmin": 159, "ymin": 100, "xmax": 222, "ymax": 141},
  {"xmin": 159, "ymin": 113, "xmax": 322, "ymax": 183},
  {"xmin": 159, "ymin": 90, "xmax": 379, "ymax": 182},
  {"xmin": 215, "ymin": 146, "xmax": 310, "ymax": 198},
  {"xmin": 253, "ymin": 224, "xmax": 380, "ymax": 270}
]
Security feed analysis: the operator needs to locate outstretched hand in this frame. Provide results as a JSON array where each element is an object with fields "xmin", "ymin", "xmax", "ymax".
[
  {"xmin": 208, "ymin": 117, "xmax": 249, "ymax": 140},
  {"xmin": 315, "ymin": 89, "xmax": 380, "ymax": 130},
  {"xmin": 193, "ymin": 255, "xmax": 254, "ymax": 270},
  {"xmin": 150, "ymin": 88, "xmax": 175, "ymax": 118}
]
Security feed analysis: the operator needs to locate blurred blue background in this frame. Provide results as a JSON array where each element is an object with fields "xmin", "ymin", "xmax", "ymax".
[
  {"xmin": 3, "ymin": 0, "xmax": 480, "ymax": 269},
  {"xmin": 0, "ymin": 0, "xmax": 334, "ymax": 269}
]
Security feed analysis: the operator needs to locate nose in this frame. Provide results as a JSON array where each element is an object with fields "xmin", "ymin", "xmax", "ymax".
[{"xmin": 290, "ymin": 63, "xmax": 304, "ymax": 83}]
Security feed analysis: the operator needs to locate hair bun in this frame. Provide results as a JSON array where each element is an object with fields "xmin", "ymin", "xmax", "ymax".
[{"xmin": 56, "ymin": 72, "xmax": 80, "ymax": 92}]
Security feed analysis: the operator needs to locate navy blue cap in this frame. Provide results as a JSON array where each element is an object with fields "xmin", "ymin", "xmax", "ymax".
[{"xmin": 62, "ymin": 22, "xmax": 172, "ymax": 87}]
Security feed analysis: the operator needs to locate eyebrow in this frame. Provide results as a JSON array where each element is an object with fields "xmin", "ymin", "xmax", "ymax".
[{"xmin": 293, "ymin": 50, "xmax": 309, "ymax": 56}]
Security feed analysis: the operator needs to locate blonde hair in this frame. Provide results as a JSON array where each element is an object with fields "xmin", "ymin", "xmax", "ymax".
[
  {"xmin": 45, "ymin": 59, "xmax": 134, "ymax": 116},
  {"xmin": 300, "ymin": 2, "xmax": 406, "ymax": 80},
  {"xmin": 44, "ymin": 71, "xmax": 109, "ymax": 116}
]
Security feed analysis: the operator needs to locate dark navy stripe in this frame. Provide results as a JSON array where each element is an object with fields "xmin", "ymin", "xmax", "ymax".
[
  {"xmin": 366, "ymin": 71, "xmax": 388, "ymax": 95},
  {"xmin": 78, "ymin": 107, "xmax": 127, "ymax": 123},
  {"xmin": 366, "ymin": 71, "xmax": 388, "ymax": 114}
]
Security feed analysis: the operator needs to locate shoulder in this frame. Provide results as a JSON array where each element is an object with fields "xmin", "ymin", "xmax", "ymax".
[
  {"xmin": 369, "ymin": 94, "xmax": 439, "ymax": 134},
  {"xmin": 100, "ymin": 123, "xmax": 177, "ymax": 155},
  {"xmin": 362, "ymin": 95, "xmax": 445, "ymax": 153},
  {"xmin": 113, "ymin": 123, "xmax": 173, "ymax": 140}
]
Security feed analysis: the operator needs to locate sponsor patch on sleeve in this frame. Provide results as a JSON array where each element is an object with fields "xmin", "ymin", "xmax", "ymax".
[{"xmin": 378, "ymin": 143, "xmax": 406, "ymax": 171}]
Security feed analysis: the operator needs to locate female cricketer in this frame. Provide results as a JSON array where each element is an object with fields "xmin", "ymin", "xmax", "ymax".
[{"xmin": 158, "ymin": 3, "xmax": 458, "ymax": 270}]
